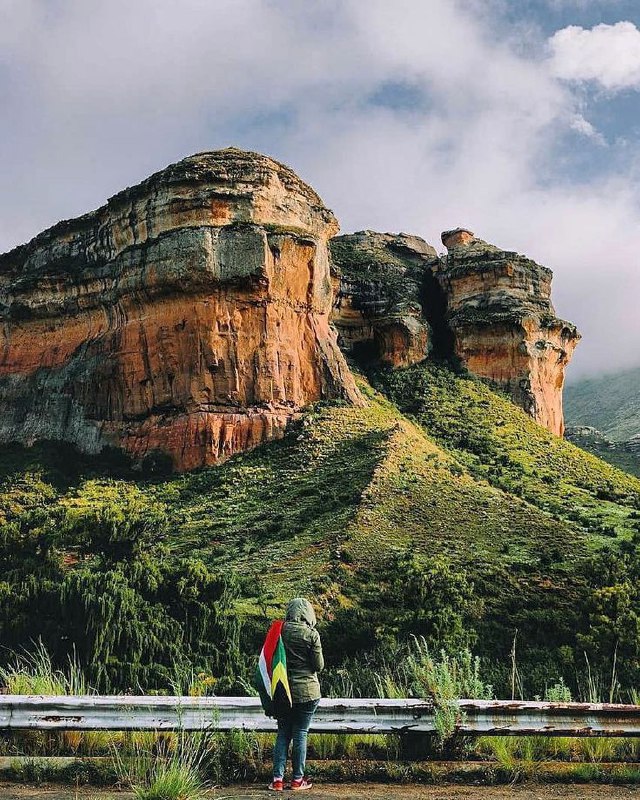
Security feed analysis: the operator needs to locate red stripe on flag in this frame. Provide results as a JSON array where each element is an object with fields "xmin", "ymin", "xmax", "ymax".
[{"xmin": 262, "ymin": 620, "xmax": 284, "ymax": 675}]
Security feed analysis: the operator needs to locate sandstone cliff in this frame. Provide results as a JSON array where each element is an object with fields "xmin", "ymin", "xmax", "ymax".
[
  {"xmin": 331, "ymin": 228, "xmax": 579, "ymax": 436},
  {"xmin": 0, "ymin": 148, "xmax": 360, "ymax": 470},
  {"xmin": 0, "ymin": 149, "xmax": 580, "ymax": 467},
  {"xmin": 437, "ymin": 229, "xmax": 580, "ymax": 436}
]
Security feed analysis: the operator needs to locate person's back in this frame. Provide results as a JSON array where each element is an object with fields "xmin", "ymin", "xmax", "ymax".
[
  {"xmin": 270, "ymin": 597, "xmax": 324, "ymax": 791},
  {"xmin": 281, "ymin": 598, "xmax": 324, "ymax": 704}
]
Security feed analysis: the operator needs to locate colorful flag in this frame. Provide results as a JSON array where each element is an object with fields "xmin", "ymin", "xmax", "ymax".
[{"xmin": 255, "ymin": 620, "xmax": 292, "ymax": 716}]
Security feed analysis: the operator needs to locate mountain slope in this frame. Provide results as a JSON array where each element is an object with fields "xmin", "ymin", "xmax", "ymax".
[
  {"xmin": 371, "ymin": 363, "xmax": 639, "ymax": 542},
  {"xmin": 2, "ymin": 364, "xmax": 639, "ymax": 695},
  {"xmin": 565, "ymin": 367, "xmax": 640, "ymax": 442}
]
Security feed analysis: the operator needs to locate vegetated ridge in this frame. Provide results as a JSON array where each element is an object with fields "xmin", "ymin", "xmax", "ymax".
[{"xmin": 2, "ymin": 362, "xmax": 639, "ymax": 696}]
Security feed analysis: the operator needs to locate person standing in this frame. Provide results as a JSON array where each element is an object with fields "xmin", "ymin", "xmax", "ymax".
[{"xmin": 270, "ymin": 598, "xmax": 324, "ymax": 791}]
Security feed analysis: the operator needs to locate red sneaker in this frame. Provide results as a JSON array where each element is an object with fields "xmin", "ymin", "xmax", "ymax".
[
  {"xmin": 268, "ymin": 778, "xmax": 284, "ymax": 791},
  {"xmin": 291, "ymin": 777, "xmax": 313, "ymax": 791}
]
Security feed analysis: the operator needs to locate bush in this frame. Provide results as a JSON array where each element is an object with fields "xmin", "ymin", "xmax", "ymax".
[
  {"xmin": 0, "ymin": 493, "xmax": 245, "ymax": 693},
  {"xmin": 326, "ymin": 550, "xmax": 480, "ymax": 665},
  {"xmin": 577, "ymin": 537, "xmax": 640, "ymax": 693},
  {"xmin": 113, "ymin": 731, "xmax": 209, "ymax": 800},
  {"xmin": 369, "ymin": 637, "xmax": 492, "ymax": 747}
]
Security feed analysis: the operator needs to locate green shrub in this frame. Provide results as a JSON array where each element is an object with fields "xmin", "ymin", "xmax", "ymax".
[
  {"xmin": 325, "ymin": 550, "xmax": 480, "ymax": 669},
  {"xmin": 0, "ymin": 493, "xmax": 245, "ymax": 693}
]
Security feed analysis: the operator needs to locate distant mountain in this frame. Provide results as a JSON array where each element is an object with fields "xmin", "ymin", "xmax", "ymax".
[
  {"xmin": 565, "ymin": 367, "xmax": 640, "ymax": 442},
  {"xmin": 565, "ymin": 425, "xmax": 640, "ymax": 478}
]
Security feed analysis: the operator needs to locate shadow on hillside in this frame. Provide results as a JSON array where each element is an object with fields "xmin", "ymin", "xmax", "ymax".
[
  {"xmin": 171, "ymin": 425, "xmax": 391, "ymax": 556},
  {"xmin": 0, "ymin": 440, "xmax": 136, "ymax": 491}
]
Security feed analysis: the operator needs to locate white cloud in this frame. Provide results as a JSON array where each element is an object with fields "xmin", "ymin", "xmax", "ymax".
[
  {"xmin": 0, "ymin": 0, "xmax": 638, "ymax": 376},
  {"xmin": 549, "ymin": 21, "xmax": 640, "ymax": 90},
  {"xmin": 569, "ymin": 113, "xmax": 607, "ymax": 144}
]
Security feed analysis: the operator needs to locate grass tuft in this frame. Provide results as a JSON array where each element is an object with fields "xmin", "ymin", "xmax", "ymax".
[{"xmin": 113, "ymin": 731, "xmax": 209, "ymax": 800}]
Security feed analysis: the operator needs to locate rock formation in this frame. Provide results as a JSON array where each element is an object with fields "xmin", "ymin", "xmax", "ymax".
[
  {"xmin": 0, "ymin": 146, "xmax": 581, "ymax": 467},
  {"xmin": 0, "ymin": 148, "xmax": 360, "ymax": 471},
  {"xmin": 436, "ymin": 230, "xmax": 580, "ymax": 436},
  {"xmin": 331, "ymin": 228, "xmax": 579, "ymax": 436},
  {"xmin": 330, "ymin": 232, "xmax": 437, "ymax": 367}
]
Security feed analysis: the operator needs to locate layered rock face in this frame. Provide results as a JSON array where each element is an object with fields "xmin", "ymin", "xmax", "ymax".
[
  {"xmin": 330, "ymin": 232, "xmax": 437, "ymax": 367},
  {"xmin": 436, "ymin": 230, "xmax": 580, "ymax": 436},
  {"xmin": 0, "ymin": 148, "xmax": 360, "ymax": 470},
  {"xmin": 331, "ymin": 228, "xmax": 579, "ymax": 436}
]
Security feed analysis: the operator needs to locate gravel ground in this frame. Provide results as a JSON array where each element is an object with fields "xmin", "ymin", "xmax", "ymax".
[{"xmin": 1, "ymin": 784, "xmax": 639, "ymax": 799}]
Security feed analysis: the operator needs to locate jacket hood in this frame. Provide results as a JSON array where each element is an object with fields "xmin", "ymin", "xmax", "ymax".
[{"xmin": 285, "ymin": 597, "xmax": 317, "ymax": 628}]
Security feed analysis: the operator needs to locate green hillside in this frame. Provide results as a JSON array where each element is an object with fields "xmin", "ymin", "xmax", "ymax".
[
  {"xmin": 2, "ymin": 364, "xmax": 640, "ymax": 697},
  {"xmin": 565, "ymin": 366, "xmax": 640, "ymax": 442}
]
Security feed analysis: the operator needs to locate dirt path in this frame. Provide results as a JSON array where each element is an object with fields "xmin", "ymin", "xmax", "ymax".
[
  {"xmin": 1, "ymin": 784, "xmax": 639, "ymax": 799},
  {"xmin": 220, "ymin": 785, "xmax": 639, "ymax": 798}
]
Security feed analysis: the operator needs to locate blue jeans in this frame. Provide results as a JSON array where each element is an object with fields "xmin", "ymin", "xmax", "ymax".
[{"xmin": 273, "ymin": 699, "xmax": 319, "ymax": 780}]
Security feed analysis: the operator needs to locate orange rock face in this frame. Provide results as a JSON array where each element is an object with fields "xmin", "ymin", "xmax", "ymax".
[
  {"xmin": 441, "ymin": 228, "xmax": 475, "ymax": 249},
  {"xmin": 436, "ymin": 233, "xmax": 580, "ymax": 436},
  {"xmin": 0, "ymin": 149, "xmax": 360, "ymax": 470}
]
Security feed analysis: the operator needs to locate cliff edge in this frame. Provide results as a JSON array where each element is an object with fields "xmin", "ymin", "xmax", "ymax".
[{"xmin": 437, "ymin": 229, "xmax": 580, "ymax": 436}]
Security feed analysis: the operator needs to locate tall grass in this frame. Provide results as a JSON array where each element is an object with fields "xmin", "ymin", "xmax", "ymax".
[
  {"xmin": 4, "ymin": 639, "xmax": 640, "ymax": 784},
  {"xmin": 0, "ymin": 640, "xmax": 88, "ymax": 695},
  {"xmin": 307, "ymin": 733, "xmax": 396, "ymax": 761},
  {"xmin": 0, "ymin": 642, "xmax": 102, "ymax": 760},
  {"xmin": 371, "ymin": 637, "xmax": 493, "ymax": 742}
]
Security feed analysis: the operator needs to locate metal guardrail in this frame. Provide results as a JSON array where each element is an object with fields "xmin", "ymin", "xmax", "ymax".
[{"xmin": 2, "ymin": 696, "xmax": 640, "ymax": 736}]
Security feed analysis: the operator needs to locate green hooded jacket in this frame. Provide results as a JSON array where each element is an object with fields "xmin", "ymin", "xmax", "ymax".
[{"xmin": 282, "ymin": 598, "xmax": 324, "ymax": 703}]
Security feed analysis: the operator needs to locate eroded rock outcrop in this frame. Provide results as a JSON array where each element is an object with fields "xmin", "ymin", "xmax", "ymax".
[
  {"xmin": 330, "ymin": 232, "xmax": 437, "ymax": 367},
  {"xmin": 330, "ymin": 227, "xmax": 579, "ymax": 436},
  {"xmin": 0, "ymin": 148, "xmax": 360, "ymax": 470},
  {"xmin": 436, "ymin": 230, "xmax": 580, "ymax": 436}
]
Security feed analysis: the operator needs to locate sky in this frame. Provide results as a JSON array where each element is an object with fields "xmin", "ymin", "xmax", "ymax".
[{"xmin": 1, "ymin": 0, "xmax": 639, "ymax": 379}]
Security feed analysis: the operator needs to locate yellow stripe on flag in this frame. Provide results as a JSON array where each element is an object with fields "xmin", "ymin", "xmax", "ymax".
[{"xmin": 271, "ymin": 661, "xmax": 292, "ymax": 704}]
